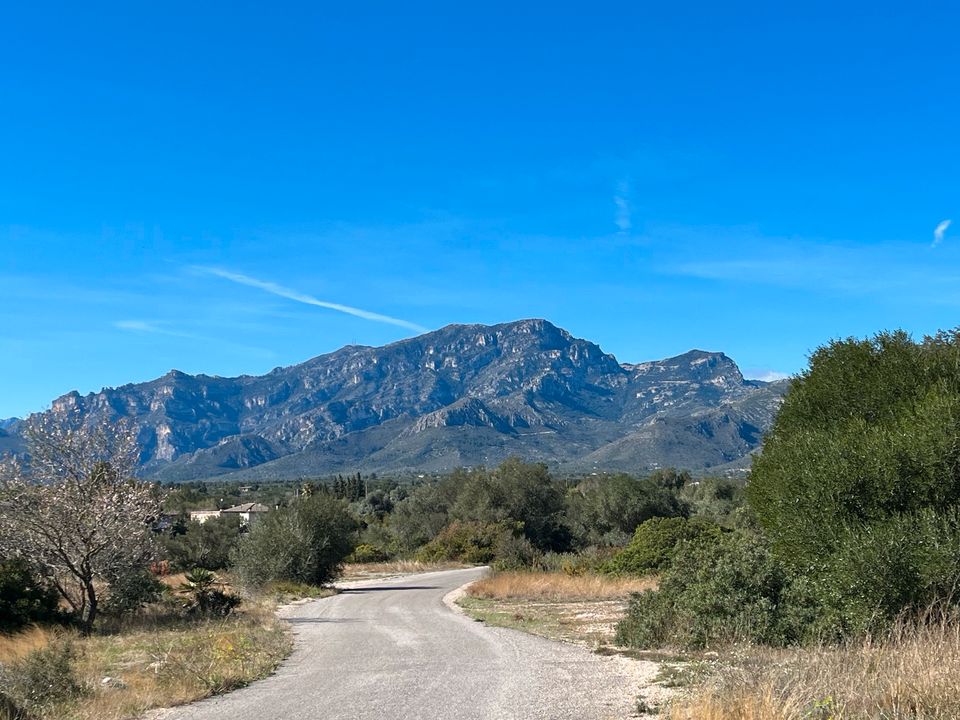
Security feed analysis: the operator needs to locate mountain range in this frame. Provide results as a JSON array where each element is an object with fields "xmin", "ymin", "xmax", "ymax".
[{"xmin": 2, "ymin": 319, "xmax": 788, "ymax": 481}]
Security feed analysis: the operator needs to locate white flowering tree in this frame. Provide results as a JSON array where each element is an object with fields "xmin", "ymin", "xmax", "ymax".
[{"xmin": 0, "ymin": 414, "xmax": 163, "ymax": 631}]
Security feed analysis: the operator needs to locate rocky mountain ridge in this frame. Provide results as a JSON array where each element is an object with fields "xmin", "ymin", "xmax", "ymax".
[{"xmin": 11, "ymin": 320, "xmax": 788, "ymax": 480}]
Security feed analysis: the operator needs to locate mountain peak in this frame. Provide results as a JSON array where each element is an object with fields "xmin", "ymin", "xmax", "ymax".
[{"xmin": 10, "ymin": 320, "xmax": 785, "ymax": 479}]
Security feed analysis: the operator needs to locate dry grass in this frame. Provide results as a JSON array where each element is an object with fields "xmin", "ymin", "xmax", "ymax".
[
  {"xmin": 458, "ymin": 571, "xmax": 658, "ymax": 649},
  {"xmin": 467, "ymin": 570, "xmax": 657, "ymax": 602},
  {"xmin": 0, "ymin": 606, "xmax": 291, "ymax": 720},
  {"xmin": 340, "ymin": 560, "xmax": 468, "ymax": 581},
  {"xmin": 0, "ymin": 625, "xmax": 62, "ymax": 665},
  {"xmin": 667, "ymin": 616, "xmax": 960, "ymax": 720}
]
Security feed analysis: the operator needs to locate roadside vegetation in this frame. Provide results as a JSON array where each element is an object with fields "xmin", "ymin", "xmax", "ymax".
[
  {"xmin": 620, "ymin": 329, "xmax": 960, "ymax": 718},
  {"xmin": 0, "ymin": 419, "xmax": 352, "ymax": 719},
  {"xmin": 7, "ymin": 328, "xmax": 960, "ymax": 718}
]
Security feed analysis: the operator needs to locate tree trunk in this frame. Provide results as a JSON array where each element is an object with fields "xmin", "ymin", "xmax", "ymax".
[{"xmin": 80, "ymin": 578, "xmax": 98, "ymax": 634}]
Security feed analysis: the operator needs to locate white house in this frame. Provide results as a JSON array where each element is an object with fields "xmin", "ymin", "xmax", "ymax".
[
  {"xmin": 221, "ymin": 502, "xmax": 270, "ymax": 527},
  {"xmin": 189, "ymin": 509, "xmax": 222, "ymax": 524}
]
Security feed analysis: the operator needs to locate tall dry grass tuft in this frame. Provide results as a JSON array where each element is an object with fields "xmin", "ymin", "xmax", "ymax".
[
  {"xmin": 0, "ymin": 625, "xmax": 62, "ymax": 665},
  {"xmin": 669, "ymin": 612, "xmax": 960, "ymax": 720},
  {"xmin": 467, "ymin": 571, "xmax": 657, "ymax": 602}
]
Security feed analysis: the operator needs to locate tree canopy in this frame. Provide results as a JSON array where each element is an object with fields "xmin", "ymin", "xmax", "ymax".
[{"xmin": 0, "ymin": 415, "xmax": 163, "ymax": 630}]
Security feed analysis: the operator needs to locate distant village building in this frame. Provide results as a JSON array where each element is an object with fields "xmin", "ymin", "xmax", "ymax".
[
  {"xmin": 189, "ymin": 503, "xmax": 269, "ymax": 527},
  {"xmin": 221, "ymin": 502, "xmax": 270, "ymax": 527},
  {"xmin": 189, "ymin": 509, "xmax": 222, "ymax": 524}
]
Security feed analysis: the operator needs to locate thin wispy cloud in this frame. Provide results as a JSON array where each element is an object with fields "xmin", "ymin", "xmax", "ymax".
[
  {"xmin": 933, "ymin": 219, "xmax": 952, "ymax": 247},
  {"xmin": 114, "ymin": 320, "xmax": 193, "ymax": 338},
  {"xmin": 196, "ymin": 267, "xmax": 428, "ymax": 333},
  {"xmin": 614, "ymin": 180, "xmax": 631, "ymax": 233}
]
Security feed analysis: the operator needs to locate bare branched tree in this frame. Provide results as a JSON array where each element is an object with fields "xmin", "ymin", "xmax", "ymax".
[{"xmin": 0, "ymin": 412, "xmax": 163, "ymax": 631}]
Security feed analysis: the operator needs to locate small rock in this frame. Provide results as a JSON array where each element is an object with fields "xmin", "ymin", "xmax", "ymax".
[{"xmin": 101, "ymin": 676, "xmax": 127, "ymax": 689}]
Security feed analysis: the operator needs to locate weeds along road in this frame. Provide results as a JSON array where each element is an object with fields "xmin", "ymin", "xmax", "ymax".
[{"xmin": 162, "ymin": 567, "xmax": 656, "ymax": 720}]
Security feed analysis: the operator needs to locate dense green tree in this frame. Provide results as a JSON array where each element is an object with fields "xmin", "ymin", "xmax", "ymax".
[
  {"xmin": 747, "ymin": 329, "xmax": 960, "ymax": 631},
  {"xmin": 231, "ymin": 494, "xmax": 358, "ymax": 587},
  {"xmin": 451, "ymin": 458, "xmax": 571, "ymax": 551},
  {"xmin": 749, "ymin": 331, "xmax": 960, "ymax": 565},
  {"xmin": 389, "ymin": 473, "xmax": 463, "ymax": 552},
  {"xmin": 566, "ymin": 472, "xmax": 687, "ymax": 546}
]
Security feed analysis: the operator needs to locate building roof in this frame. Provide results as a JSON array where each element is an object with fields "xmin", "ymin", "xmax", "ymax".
[{"xmin": 222, "ymin": 503, "xmax": 270, "ymax": 514}]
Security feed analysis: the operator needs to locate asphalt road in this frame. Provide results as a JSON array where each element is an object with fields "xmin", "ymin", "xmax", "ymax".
[{"xmin": 162, "ymin": 568, "xmax": 655, "ymax": 720}]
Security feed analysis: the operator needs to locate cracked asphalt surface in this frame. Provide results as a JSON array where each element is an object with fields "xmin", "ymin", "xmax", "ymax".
[{"xmin": 161, "ymin": 567, "xmax": 654, "ymax": 720}]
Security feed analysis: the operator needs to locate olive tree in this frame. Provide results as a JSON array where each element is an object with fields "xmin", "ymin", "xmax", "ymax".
[{"xmin": 0, "ymin": 414, "xmax": 163, "ymax": 631}]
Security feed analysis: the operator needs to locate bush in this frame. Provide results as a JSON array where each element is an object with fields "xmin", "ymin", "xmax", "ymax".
[
  {"xmin": 178, "ymin": 568, "xmax": 241, "ymax": 617},
  {"xmin": 415, "ymin": 521, "xmax": 515, "ymax": 564},
  {"xmin": 799, "ymin": 508, "xmax": 960, "ymax": 639},
  {"xmin": 0, "ymin": 559, "xmax": 60, "ymax": 632},
  {"xmin": 492, "ymin": 534, "xmax": 540, "ymax": 570},
  {"xmin": 102, "ymin": 569, "xmax": 166, "ymax": 617},
  {"xmin": 0, "ymin": 636, "xmax": 85, "ymax": 714},
  {"xmin": 164, "ymin": 515, "xmax": 243, "ymax": 571},
  {"xmin": 745, "ymin": 330, "xmax": 960, "ymax": 637},
  {"xmin": 603, "ymin": 516, "xmax": 723, "ymax": 575},
  {"xmin": 231, "ymin": 495, "xmax": 357, "ymax": 587},
  {"xmin": 616, "ymin": 531, "xmax": 812, "ymax": 649},
  {"xmin": 534, "ymin": 547, "xmax": 618, "ymax": 575},
  {"xmin": 348, "ymin": 543, "xmax": 392, "ymax": 564}
]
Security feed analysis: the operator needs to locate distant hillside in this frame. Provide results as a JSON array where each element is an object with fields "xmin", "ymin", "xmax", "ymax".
[{"xmin": 9, "ymin": 320, "xmax": 788, "ymax": 480}]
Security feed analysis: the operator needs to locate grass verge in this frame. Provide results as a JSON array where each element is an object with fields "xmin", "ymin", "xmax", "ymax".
[
  {"xmin": 0, "ymin": 599, "xmax": 294, "ymax": 719},
  {"xmin": 458, "ymin": 571, "xmax": 657, "ymax": 648},
  {"xmin": 666, "ymin": 615, "xmax": 960, "ymax": 719}
]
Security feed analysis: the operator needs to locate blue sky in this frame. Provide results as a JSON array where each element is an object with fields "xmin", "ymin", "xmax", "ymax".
[{"xmin": 2, "ymin": 2, "xmax": 959, "ymax": 418}]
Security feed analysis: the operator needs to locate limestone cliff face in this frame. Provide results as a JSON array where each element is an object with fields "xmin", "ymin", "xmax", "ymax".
[{"xmin": 20, "ymin": 319, "xmax": 787, "ymax": 480}]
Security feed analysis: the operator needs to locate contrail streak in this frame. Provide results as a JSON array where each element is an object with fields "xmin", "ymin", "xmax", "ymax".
[{"xmin": 197, "ymin": 267, "xmax": 428, "ymax": 333}]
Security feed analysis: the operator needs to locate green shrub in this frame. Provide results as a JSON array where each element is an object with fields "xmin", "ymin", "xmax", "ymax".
[
  {"xmin": 102, "ymin": 569, "xmax": 166, "ymax": 617},
  {"xmin": 565, "ymin": 472, "xmax": 688, "ymax": 548},
  {"xmin": 603, "ymin": 516, "xmax": 723, "ymax": 575},
  {"xmin": 492, "ymin": 534, "xmax": 540, "ymax": 570},
  {"xmin": 616, "ymin": 531, "xmax": 812, "ymax": 649},
  {"xmin": 347, "ymin": 543, "xmax": 392, "ymax": 564},
  {"xmin": 534, "ymin": 546, "xmax": 618, "ymax": 575},
  {"xmin": 795, "ymin": 508, "xmax": 960, "ymax": 639},
  {"xmin": 164, "ymin": 515, "xmax": 243, "ymax": 571},
  {"xmin": 745, "ymin": 330, "xmax": 960, "ymax": 637},
  {"xmin": 415, "ymin": 521, "xmax": 514, "ymax": 564},
  {"xmin": 231, "ymin": 495, "xmax": 357, "ymax": 587},
  {"xmin": 0, "ymin": 636, "xmax": 85, "ymax": 713},
  {"xmin": 0, "ymin": 559, "xmax": 60, "ymax": 632}
]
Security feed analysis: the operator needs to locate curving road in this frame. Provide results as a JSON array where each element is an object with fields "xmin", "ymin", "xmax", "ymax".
[{"xmin": 161, "ymin": 568, "xmax": 655, "ymax": 720}]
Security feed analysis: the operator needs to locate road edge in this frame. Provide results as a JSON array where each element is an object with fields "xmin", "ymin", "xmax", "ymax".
[{"xmin": 440, "ymin": 565, "xmax": 490, "ymax": 616}]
